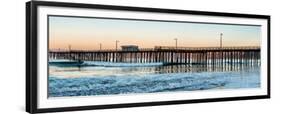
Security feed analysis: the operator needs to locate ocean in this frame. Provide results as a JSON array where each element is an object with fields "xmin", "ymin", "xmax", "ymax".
[{"xmin": 48, "ymin": 61, "xmax": 260, "ymax": 97}]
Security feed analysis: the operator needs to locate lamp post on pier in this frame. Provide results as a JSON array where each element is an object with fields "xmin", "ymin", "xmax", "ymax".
[
  {"xmin": 174, "ymin": 38, "xmax": 178, "ymax": 49},
  {"xmin": 220, "ymin": 33, "xmax": 223, "ymax": 48},
  {"xmin": 115, "ymin": 40, "xmax": 119, "ymax": 51},
  {"xmin": 68, "ymin": 45, "xmax": 71, "ymax": 52},
  {"xmin": 219, "ymin": 33, "xmax": 223, "ymax": 65}
]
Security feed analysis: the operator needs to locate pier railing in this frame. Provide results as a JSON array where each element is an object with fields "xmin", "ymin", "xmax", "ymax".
[
  {"xmin": 50, "ymin": 46, "xmax": 260, "ymax": 53},
  {"xmin": 154, "ymin": 46, "xmax": 260, "ymax": 51}
]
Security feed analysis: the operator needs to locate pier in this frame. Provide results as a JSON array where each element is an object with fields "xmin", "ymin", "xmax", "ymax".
[{"xmin": 49, "ymin": 46, "xmax": 260, "ymax": 65}]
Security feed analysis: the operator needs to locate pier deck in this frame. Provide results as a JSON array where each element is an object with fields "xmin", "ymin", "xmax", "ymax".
[{"xmin": 49, "ymin": 46, "xmax": 260, "ymax": 65}]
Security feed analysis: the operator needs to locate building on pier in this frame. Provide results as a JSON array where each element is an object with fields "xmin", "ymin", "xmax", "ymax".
[{"xmin": 121, "ymin": 45, "xmax": 139, "ymax": 51}]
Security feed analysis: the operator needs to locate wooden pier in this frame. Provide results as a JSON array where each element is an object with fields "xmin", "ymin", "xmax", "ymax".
[{"xmin": 49, "ymin": 46, "xmax": 260, "ymax": 65}]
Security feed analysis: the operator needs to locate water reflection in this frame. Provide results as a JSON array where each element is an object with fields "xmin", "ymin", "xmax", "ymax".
[
  {"xmin": 50, "ymin": 62, "xmax": 260, "ymax": 78},
  {"xmin": 117, "ymin": 63, "xmax": 260, "ymax": 75},
  {"xmin": 155, "ymin": 63, "xmax": 260, "ymax": 74}
]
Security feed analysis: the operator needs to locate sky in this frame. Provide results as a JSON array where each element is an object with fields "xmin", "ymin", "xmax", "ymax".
[{"xmin": 49, "ymin": 16, "xmax": 261, "ymax": 50}]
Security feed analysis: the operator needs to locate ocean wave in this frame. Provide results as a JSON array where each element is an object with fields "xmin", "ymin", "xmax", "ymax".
[
  {"xmin": 49, "ymin": 72, "xmax": 231, "ymax": 97},
  {"xmin": 82, "ymin": 61, "xmax": 163, "ymax": 67},
  {"xmin": 49, "ymin": 60, "xmax": 164, "ymax": 67}
]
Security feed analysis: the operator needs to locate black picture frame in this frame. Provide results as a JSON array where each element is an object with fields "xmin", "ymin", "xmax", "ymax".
[{"xmin": 26, "ymin": 1, "xmax": 270, "ymax": 113}]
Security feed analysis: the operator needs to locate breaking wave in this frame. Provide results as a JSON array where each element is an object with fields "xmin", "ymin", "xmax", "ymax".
[
  {"xmin": 82, "ymin": 61, "xmax": 163, "ymax": 67},
  {"xmin": 48, "ymin": 69, "xmax": 260, "ymax": 97},
  {"xmin": 49, "ymin": 59, "xmax": 164, "ymax": 67}
]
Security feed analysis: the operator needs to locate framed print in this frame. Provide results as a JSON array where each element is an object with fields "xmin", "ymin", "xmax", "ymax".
[{"xmin": 26, "ymin": 1, "xmax": 270, "ymax": 113}]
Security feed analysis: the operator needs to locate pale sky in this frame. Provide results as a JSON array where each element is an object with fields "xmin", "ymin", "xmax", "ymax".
[{"xmin": 49, "ymin": 16, "xmax": 261, "ymax": 50}]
